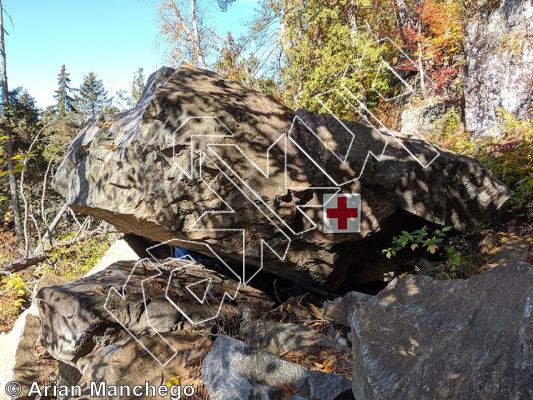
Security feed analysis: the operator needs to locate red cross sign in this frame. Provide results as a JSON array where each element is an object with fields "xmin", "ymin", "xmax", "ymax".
[{"xmin": 323, "ymin": 194, "xmax": 361, "ymax": 233}]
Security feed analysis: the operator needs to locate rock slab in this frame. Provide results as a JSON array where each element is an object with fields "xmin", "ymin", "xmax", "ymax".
[
  {"xmin": 350, "ymin": 262, "xmax": 533, "ymax": 400},
  {"xmin": 465, "ymin": 0, "xmax": 533, "ymax": 136},
  {"xmin": 36, "ymin": 259, "xmax": 271, "ymax": 367},
  {"xmin": 202, "ymin": 335, "xmax": 354, "ymax": 400}
]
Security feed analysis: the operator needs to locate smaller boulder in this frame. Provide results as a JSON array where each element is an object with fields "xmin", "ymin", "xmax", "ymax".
[
  {"xmin": 202, "ymin": 336, "xmax": 354, "ymax": 400},
  {"xmin": 36, "ymin": 259, "xmax": 272, "ymax": 366},
  {"xmin": 321, "ymin": 291, "xmax": 371, "ymax": 327}
]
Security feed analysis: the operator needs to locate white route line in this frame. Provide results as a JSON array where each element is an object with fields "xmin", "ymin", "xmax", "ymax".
[
  {"xmin": 105, "ymin": 23, "xmax": 445, "ymax": 364},
  {"xmin": 186, "ymin": 277, "xmax": 212, "ymax": 304},
  {"xmin": 192, "ymin": 150, "xmax": 292, "ymax": 285},
  {"xmin": 164, "ymin": 255, "xmax": 241, "ymax": 326},
  {"xmin": 104, "ymin": 258, "xmax": 179, "ymax": 367}
]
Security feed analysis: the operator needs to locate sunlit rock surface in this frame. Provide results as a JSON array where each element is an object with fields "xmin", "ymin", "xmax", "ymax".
[
  {"xmin": 202, "ymin": 335, "xmax": 354, "ymax": 400},
  {"xmin": 54, "ymin": 64, "xmax": 508, "ymax": 288},
  {"xmin": 465, "ymin": 0, "xmax": 533, "ymax": 136},
  {"xmin": 351, "ymin": 262, "xmax": 533, "ymax": 400}
]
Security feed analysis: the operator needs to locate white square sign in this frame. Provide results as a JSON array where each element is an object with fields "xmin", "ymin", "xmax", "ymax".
[{"xmin": 323, "ymin": 193, "xmax": 361, "ymax": 233}]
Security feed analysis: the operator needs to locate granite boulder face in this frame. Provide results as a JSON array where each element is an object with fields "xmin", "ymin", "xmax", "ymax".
[
  {"xmin": 350, "ymin": 262, "xmax": 533, "ymax": 400},
  {"xmin": 465, "ymin": 0, "xmax": 533, "ymax": 137},
  {"xmin": 202, "ymin": 335, "xmax": 354, "ymax": 400},
  {"xmin": 36, "ymin": 259, "xmax": 272, "ymax": 367},
  {"xmin": 54, "ymin": 64, "xmax": 508, "ymax": 288}
]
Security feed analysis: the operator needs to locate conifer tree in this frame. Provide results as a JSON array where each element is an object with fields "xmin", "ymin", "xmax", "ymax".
[
  {"xmin": 54, "ymin": 64, "xmax": 76, "ymax": 118},
  {"xmin": 8, "ymin": 87, "xmax": 40, "ymax": 143},
  {"xmin": 44, "ymin": 67, "xmax": 79, "ymax": 161},
  {"xmin": 75, "ymin": 72, "xmax": 110, "ymax": 123},
  {"xmin": 131, "ymin": 68, "xmax": 145, "ymax": 104}
]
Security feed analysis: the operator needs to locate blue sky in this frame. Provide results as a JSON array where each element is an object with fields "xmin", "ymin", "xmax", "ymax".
[{"xmin": 3, "ymin": 0, "xmax": 259, "ymax": 107}]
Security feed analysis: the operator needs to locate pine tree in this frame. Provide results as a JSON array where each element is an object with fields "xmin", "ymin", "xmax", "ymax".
[
  {"xmin": 217, "ymin": 0, "xmax": 235, "ymax": 12},
  {"xmin": 75, "ymin": 72, "xmax": 110, "ymax": 123},
  {"xmin": 54, "ymin": 64, "xmax": 76, "ymax": 118},
  {"xmin": 131, "ymin": 68, "xmax": 145, "ymax": 104},
  {"xmin": 8, "ymin": 87, "xmax": 40, "ymax": 143},
  {"xmin": 44, "ymin": 67, "xmax": 80, "ymax": 161}
]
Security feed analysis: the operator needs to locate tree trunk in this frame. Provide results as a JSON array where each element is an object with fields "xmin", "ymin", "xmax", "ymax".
[
  {"xmin": 34, "ymin": 203, "xmax": 69, "ymax": 254},
  {"xmin": 190, "ymin": 0, "xmax": 206, "ymax": 68},
  {"xmin": 3, "ymin": 254, "xmax": 47, "ymax": 273},
  {"xmin": 0, "ymin": 0, "xmax": 23, "ymax": 242}
]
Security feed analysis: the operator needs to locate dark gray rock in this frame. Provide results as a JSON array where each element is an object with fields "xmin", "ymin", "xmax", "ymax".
[
  {"xmin": 54, "ymin": 65, "xmax": 508, "ymax": 288},
  {"xmin": 36, "ymin": 259, "xmax": 271, "ymax": 366},
  {"xmin": 70, "ymin": 331, "xmax": 206, "ymax": 400},
  {"xmin": 351, "ymin": 262, "xmax": 533, "ymax": 400},
  {"xmin": 322, "ymin": 291, "xmax": 371, "ymax": 327},
  {"xmin": 464, "ymin": 0, "xmax": 532, "ymax": 137},
  {"xmin": 202, "ymin": 336, "xmax": 354, "ymax": 400}
]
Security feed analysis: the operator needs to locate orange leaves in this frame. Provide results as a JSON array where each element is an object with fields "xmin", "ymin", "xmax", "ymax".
[
  {"xmin": 417, "ymin": 0, "xmax": 464, "ymax": 61},
  {"xmin": 419, "ymin": 0, "xmax": 461, "ymax": 39},
  {"xmin": 281, "ymin": 347, "xmax": 353, "ymax": 379},
  {"xmin": 432, "ymin": 67, "xmax": 461, "ymax": 90},
  {"xmin": 396, "ymin": 0, "xmax": 465, "ymax": 94}
]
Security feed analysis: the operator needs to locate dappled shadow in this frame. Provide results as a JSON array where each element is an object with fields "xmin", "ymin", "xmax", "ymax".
[
  {"xmin": 203, "ymin": 335, "xmax": 354, "ymax": 399},
  {"xmin": 53, "ymin": 64, "xmax": 509, "ymax": 291}
]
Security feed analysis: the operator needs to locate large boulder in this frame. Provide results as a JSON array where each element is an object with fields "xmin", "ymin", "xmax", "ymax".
[
  {"xmin": 54, "ymin": 65, "xmax": 508, "ymax": 288},
  {"xmin": 350, "ymin": 263, "xmax": 533, "ymax": 399},
  {"xmin": 464, "ymin": 0, "xmax": 532, "ymax": 136}
]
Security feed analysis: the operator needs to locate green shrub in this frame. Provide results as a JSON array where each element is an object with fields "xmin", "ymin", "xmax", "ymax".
[
  {"xmin": 383, "ymin": 225, "xmax": 487, "ymax": 279},
  {"xmin": 35, "ymin": 233, "xmax": 111, "ymax": 281},
  {"xmin": 477, "ymin": 110, "xmax": 532, "ymax": 215},
  {"xmin": 383, "ymin": 225, "xmax": 453, "ymax": 259},
  {"xmin": 431, "ymin": 108, "xmax": 532, "ymax": 216}
]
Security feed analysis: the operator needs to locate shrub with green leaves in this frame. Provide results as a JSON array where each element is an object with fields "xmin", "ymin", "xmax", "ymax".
[
  {"xmin": 35, "ymin": 233, "xmax": 111, "ymax": 281},
  {"xmin": 281, "ymin": 0, "xmax": 399, "ymax": 119},
  {"xmin": 383, "ymin": 225, "xmax": 453, "ymax": 259},
  {"xmin": 477, "ymin": 111, "xmax": 532, "ymax": 216}
]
